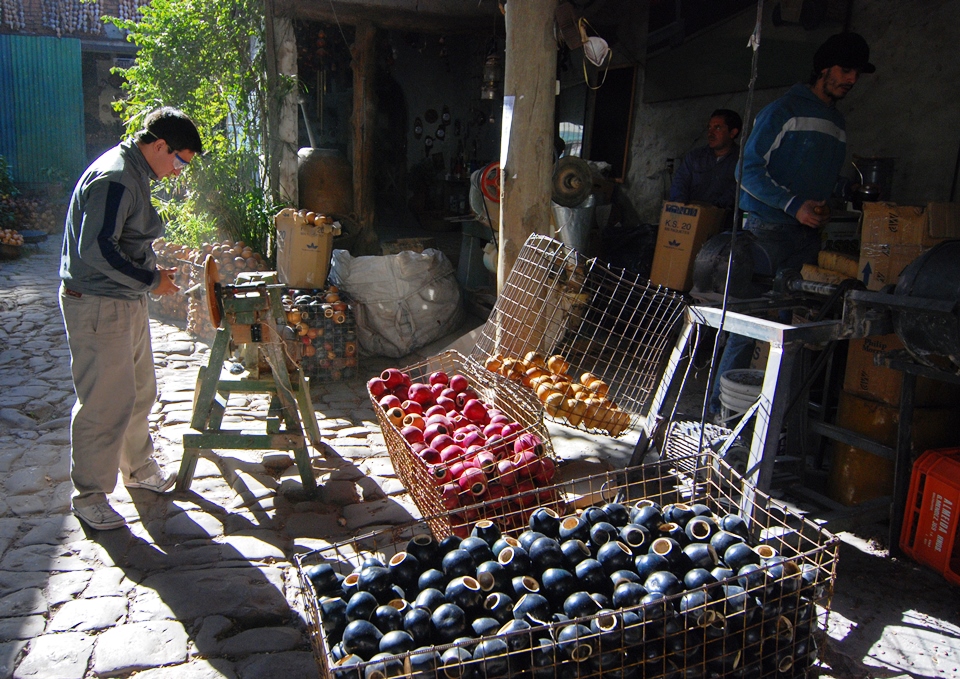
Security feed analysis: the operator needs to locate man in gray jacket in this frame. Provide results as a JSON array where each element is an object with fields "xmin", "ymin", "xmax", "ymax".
[{"xmin": 60, "ymin": 107, "xmax": 202, "ymax": 530}]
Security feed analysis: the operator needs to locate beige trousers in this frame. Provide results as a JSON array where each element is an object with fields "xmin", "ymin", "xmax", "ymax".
[{"xmin": 59, "ymin": 285, "xmax": 160, "ymax": 507}]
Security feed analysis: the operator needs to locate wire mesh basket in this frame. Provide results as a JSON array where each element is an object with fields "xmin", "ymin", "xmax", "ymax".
[
  {"xmin": 296, "ymin": 451, "xmax": 839, "ymax": 679},
  {"xmin": 661, "ymin": 419, "xmax": 752, "ymax": 478},
  {"xmin": 470, "ymin": 234, "xmax": 687, "ymax": 438},
  {"xmin": 369, "ymin": 350, "xmax": 559, "ymax": 539}
]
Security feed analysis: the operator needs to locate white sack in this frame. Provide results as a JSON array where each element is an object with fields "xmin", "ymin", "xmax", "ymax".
[{"xmin": 329, "ymin": 248, "xmax": 464, "ymax": 358}]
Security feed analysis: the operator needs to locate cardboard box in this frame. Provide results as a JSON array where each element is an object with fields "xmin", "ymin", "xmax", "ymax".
[
  {"xmin": 857, "ymin": 243, "xmax": 924, "ymax": 291},
  {"xmin": 861, "ymin": 202, "xmax": 960, "ymax": 247},
  {"xmin": 749, "ymin": 341, "xmax": 769, "ymax": 370},
  {"xmin": 650, "ymin": 202, "xmax": 728, "ymax": 291},
  {"xmin": 274, "ymin": 208, "xmax": 340, "ymax": 289},
  {"xmin": 829, "ymin": 388, "xmax": 960, "ymax": 505},
  {"xmin": 842, "ymin": 334, "xmax": 960, "ymax": 406},
  {"xmin": 927, "ymin": 202, "xmax": 960, "ymax": 239},
  {"xmin": 856, "ymin": 202, "xmax": 960, "ymax": 290},
  {"xmin": 861, "ymin": 202, "xmax": 928, "ymax": 246}
]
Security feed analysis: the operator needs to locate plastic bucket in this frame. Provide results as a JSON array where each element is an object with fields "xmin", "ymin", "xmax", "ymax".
[
  {"xmin": 719, "ymin": 369, "xmax": 764, "ymax": 420},
  {"xmin": 552, "ymin": 194, "xmax": 596, "ymax": 254}
]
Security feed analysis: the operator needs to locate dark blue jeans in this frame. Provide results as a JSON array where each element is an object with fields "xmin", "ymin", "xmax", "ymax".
[{"xmin": 708, "ymin": 218, "xmax": 821, "ymax": 414}]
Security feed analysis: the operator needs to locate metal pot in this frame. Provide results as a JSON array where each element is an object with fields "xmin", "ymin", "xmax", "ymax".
[
  {"xmin": 852, "ymin": 182, "xmax": 882, "ymax": 210},
  {"xmin": 852, "ymin": 155, "xmax": 895, "ymax": 200}
]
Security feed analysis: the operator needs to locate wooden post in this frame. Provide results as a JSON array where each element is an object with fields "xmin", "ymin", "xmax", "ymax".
[
  {"xmin": 498, "ymin": 0, "xmax": 557, "ymax": 291},
  {"xmin": 351, "ymin": 21, "xmax": 381, "ymax": 256}
]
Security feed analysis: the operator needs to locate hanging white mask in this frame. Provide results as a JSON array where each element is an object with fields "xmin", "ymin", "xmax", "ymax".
[{"xmin": 583, "ymin": 36, "xmax": 610, "ymax": 67}]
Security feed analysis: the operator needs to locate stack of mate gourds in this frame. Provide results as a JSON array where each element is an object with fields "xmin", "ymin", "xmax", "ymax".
[
  {"xmin": 0, "ymin": 194, "xmax": 51, "ymax": 232},
  {"xmin": 0, "ymin": 228, "xmax": 23, "ymax": 260},
  {"xmin": 281, "ymin": 287, "xmax": 358, "ymax": 381},
  {"xmin": 0, "ymin": 229, "xmax": 24, "ymax": 246},
  {"xmin": 305, "ymin": 502, "xmax": 824, "ymax": 679},
  {"xmin": 484, "ymin": 352, "xmax": 632, "ymax": 437},
  {"xmin": 152, "ymin": 238, "xmax": 268, "ymax": 337},
  {"xmin": 369, "ymin": 366, "xmax": 557, "ymax": 529}
]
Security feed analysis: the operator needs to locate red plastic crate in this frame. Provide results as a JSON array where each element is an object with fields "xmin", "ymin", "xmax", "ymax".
[{"xmin": 900, "ymin": 448, "xmax": 960, "ymax": 585}]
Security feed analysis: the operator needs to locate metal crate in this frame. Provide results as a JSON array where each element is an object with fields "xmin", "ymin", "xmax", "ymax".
[
  {"xmin": 370, "ymin": 350, "xmax": 559, "ymax": 539},
  {"xmin": 296, "ymin": 451, "xmax": 839, "ymax": 679},
  {"xmin": 298, "ymin": 309, "xmax": 359, "ymax": 382},
  {"xmin": 661, "ymin": 419, "xmax": 754, "ymax": 478},
  {"xmin": 470, "ymin": 234, "xmax": 686, "ymax": 438}
]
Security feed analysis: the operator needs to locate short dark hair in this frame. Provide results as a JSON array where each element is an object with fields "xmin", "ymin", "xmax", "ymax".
[
  {"xmin": 135, "ymin": 107, "xmax": 203, "ymax": 154},
  {"xmin": 710, "ymin": 109, "xmax": 742, "ymax": 137}
]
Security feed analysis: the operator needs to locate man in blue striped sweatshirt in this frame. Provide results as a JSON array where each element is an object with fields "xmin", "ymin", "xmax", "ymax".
[
  {"xmin": 60, "ymin": 107, "xmax": 203, "ymax": 529},
  {"xmin": 710, "ymin": 33, "xmax": 875, "ymax": 418}
]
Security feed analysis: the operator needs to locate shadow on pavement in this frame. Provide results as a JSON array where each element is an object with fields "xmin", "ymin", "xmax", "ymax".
[
  {"xmin": 821, "ymin": 536, "xmax": 959, "ymax": 679},
  {"xmin": 90, "ymin": 490, "xmax": 320, "ymax": 678}
]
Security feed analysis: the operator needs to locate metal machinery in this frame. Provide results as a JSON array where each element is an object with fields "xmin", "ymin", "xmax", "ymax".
[
  {"xmin": 640, "ymin": 239, "xmax": 960, "ymax": 547},
  {"xmin": 176, "ymin": 256, "xmax": 329, "ymax": 496}
]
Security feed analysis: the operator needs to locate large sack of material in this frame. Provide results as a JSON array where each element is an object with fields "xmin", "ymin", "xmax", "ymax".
[{"xmin": 329, "ymin": 249, "xmax": 464, "ymax": 358}]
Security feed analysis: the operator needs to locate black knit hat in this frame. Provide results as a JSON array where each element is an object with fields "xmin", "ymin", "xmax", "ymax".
[{"xmin": 813, "ymin": 33, "xmax": 876, "ymax": 74}]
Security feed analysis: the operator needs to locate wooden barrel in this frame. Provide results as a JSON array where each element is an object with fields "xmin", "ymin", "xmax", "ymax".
[{"xmin": 297, "ymin": 148, "xmax": 354, "ymax": 218}]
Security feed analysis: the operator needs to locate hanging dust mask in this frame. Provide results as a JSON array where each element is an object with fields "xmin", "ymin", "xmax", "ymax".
[{"xmin": 583, "ymin": 36, "xmax": 610, "ymax": 67}]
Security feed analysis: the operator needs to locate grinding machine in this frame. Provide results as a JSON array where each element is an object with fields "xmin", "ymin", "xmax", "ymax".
[{"xmin": 176, "ymin": 255, "xmax": 333, "ymax": 497}]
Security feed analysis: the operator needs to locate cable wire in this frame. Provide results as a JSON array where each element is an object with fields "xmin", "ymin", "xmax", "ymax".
[
  {"xmin": 696, "ymin": 0, "xmax": 765, "ymax": 456},
  {"xmin": 327, "ymin": 0, "xmax": 349, "ymax": 47}
]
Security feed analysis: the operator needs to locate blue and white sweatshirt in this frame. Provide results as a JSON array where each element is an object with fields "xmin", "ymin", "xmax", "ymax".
[
  {"xmin": 738, "ymin": 83, "xmax": 848, "ymax": 225},
  {"xmin": 60, "ymin": 140, "xmax": 164, "ymax": 300}
]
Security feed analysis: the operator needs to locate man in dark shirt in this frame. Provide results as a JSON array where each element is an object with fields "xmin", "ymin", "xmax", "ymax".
[
  {"xmin": 668, "ymin": 109, "xmax": 742, "ymax": 209},
  {"xmin": 60, "ymin": 107, "xmax": 203, "ymax": 530}
]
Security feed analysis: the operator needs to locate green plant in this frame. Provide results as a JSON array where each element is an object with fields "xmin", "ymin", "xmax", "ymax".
[
  {"xmin": 106, "ymin": 0, "xmax": 294, "ymax": 251},
  {"xmin": 153, "ymin": 195, "xmax": 217, "ymax": 249},
  {"xmin": 0, "ymin": 156, "xmax": 19, "ymax": 231},
  {"xmin": 38, "ymin": 165, "xmax": 72, "ymax": 191},
  {"xmin": 189, "ymin": 147, "xmax": 282, "ymax": 264}
]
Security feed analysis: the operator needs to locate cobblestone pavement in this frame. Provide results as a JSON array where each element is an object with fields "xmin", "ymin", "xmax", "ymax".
[
  {"xmin": 0, "ymin": 241, "xmax": 957, "ymax": 679},
  {"xmin": 0, "ymin": 241, "xmax": 432, "ymax": 678}
]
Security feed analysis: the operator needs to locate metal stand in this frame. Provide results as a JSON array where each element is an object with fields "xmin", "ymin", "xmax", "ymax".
[
  {"xmin": 177, "ymin": 271, "xmax": 323, "ymax": 496},
  {"xmin": 638, "ymin": 305, "xmax": 843, "ymax": 516}
]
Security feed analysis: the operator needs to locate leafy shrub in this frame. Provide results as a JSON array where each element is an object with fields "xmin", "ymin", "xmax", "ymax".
[
  {"xmin": 0, "ymin": 157, "xmax": 19, "ymax": 231},
  {"xmin": 106, "ymin": 0, "xmax": 293, "ymax": 256}
]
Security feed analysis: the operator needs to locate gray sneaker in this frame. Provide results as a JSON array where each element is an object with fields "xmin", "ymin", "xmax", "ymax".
[
  {"xmin": 74, "ymin": 501, "xmax": 126, "ymax": 530},
  {"xmin": 125, "ymin": 471, "xmax": 176, "ymax": 493}
]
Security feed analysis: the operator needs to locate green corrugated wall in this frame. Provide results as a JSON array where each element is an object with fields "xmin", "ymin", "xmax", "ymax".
[{"xmin": 0, "ymin": 34, "xmax": 85, "ymax": 185}]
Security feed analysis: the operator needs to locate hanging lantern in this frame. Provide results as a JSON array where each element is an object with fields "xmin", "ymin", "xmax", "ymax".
[{"xmin": 480, "ymin": 54, "xmax": 503, "ymax": 100}]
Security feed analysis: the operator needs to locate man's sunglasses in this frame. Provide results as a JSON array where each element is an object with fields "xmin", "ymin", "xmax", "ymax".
[{"xmin": 167, "ymin": 145, "xmax": 191, "ymax": 170}]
